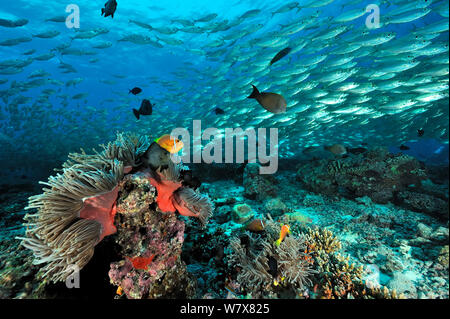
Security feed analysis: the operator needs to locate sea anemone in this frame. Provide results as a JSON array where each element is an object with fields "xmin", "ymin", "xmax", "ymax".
[
  {"xmin": 18, "ymin": 159, "xmax": 123, "ymax": 283},
  {"xmin": 62, "ymin": 132, "xmax": 150, "ymax": 173},
  {"xmin": 16, "ymin": 132, "xmax": 147, "ymax": 283},
  {"xmin": 228, "ymin": 217, "xmax": 315, "ymax": 296},
  {"xmin": 17, "ymin": 132, "xmax": 212, "ymax": 283},
  {"xmin": 173, "ymin": 187, "xmax": 213, "ymax": 226}
]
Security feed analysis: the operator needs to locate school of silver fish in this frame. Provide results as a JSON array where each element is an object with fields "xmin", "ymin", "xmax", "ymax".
[{"xmin": 0, "ymin": 0, "xmax": 448, "ymax": 172}]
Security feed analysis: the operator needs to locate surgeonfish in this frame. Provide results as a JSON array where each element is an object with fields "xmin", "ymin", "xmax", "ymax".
[{"xmin": 247, "ymin": 85, "xmax": 287, "ymax": 114}]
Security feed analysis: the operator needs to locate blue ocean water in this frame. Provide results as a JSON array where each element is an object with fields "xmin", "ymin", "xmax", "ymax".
[{"xmin": 0, "ymin": 0, "xmax": 448, "ymax": 300}]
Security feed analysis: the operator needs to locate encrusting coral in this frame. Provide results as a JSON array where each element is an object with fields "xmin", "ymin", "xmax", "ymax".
[
  {"xmin": 108, "ymin": 172, "xmax": 197, "ymax": 298},
  {"xmin": 296, "ymin": 147, "xmax": 448, "ymax": 219},
  {"xmin": 17, "ymin": 132, "xmax": 213, "ymax": 286}
]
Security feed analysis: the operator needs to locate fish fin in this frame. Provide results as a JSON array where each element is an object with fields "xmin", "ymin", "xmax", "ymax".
[
  {"xmin": 101, "ymin": 8, "xmax": 104, "ymax": 15},
  {"xmin": 133, "ymin": 109, "xmax": 140, "ymax": 120},
  {"xmin": 111, "ymin": 13, "xmax": 114, "ymax": 18},
  {"xmin": 247, "ymin": 84, "xmax": 259, "ymax": 99}
]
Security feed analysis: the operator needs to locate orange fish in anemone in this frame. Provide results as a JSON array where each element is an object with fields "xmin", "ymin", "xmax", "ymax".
[
  {"xmin": 274, "ymin": 224, "xmax": 290, "ymax": 246},
  {"xmin": 155, "ymin": 134, "xmax": 184, "ymax": 154},
  {"xmin": 243, "ymin": 218, "xmax": 266, "ymax": 232}
]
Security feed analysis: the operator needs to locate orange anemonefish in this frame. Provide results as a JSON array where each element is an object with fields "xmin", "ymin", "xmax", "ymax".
[
  {"xmin": 274, "ymin": 224, "xmax": 290, "ymax": 246},
  {"xmin": 242, "ymin": 218, "xmax": 266, "ymax": 232},
  {"xmin": 155, "ymin": 134, "xmax": 184, "ymax": 154}
]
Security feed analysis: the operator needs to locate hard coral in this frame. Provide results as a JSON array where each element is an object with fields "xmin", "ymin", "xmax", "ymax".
[
  {"xmin": 232, "ymin": 203, "xmax": 254, "ymax": 223},
  {"xmin": 297, "ymin": 225, "xmax": 402, "ymax": 299},
  {"xmin": 109, "ymin": 172, "xmax": 196, "ymax": 299},
  {"xmin": 296, "ymin": 147, "xmax": 439, "ymax": 214},
  {"xmin": 243, "ymin": 163, "xmax": 278, "ymax": 201},
  {"xmin": 396, "ymin": 190, "xmax": 449, "ymax": 220}
]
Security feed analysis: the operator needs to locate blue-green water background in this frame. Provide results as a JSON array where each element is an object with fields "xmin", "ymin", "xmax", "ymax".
[{"xmin": 0, "ymin": 0, "xmax": 448, "ymax": 184}]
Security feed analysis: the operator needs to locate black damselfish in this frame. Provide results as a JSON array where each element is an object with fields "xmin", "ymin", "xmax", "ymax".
[{"xmin": 133, "ymin": 99, "xmax": 153, "ymax": 119}]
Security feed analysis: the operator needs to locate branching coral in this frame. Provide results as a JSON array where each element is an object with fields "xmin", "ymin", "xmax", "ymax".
[
  {"xmin": 303, "ymin": 227, "xmax": 342, "ymax": 254},
  {"xmin": 297, "ymin": 225, "xmax": 401, "ymax": 299}
]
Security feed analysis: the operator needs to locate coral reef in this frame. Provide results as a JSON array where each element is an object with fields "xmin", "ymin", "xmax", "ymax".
[
  {"xmin": 227, "ymin": 217, "xmax": 315, "ymax": 298},
  {"xmin": 0, "ymin": 230, "xmax": 44, "ymax": 299},
  {"xmin": 243, "ymin": 163, "xmax": 278, "ymax": 201},
  {"xmin": 4, "ymin": 138, "xmax": 447, "ymax": 300},
  {"xmin": 296, "ymin": 147, "xmax": 448, "ymax": 218},
  {"xmin": 226, "ymin": 216, "xmax": 403, "ymax": 299},
  {"xmin": 17, "ymin": 132, "xmax": 213, "ymax": 296},
  {"xmin": 182, "ymin": 226, "xmax": 229, "ymax": 297},
  {"xmin": 298, "ymin": 225, "xmax": 400, "ymax": 299}
]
